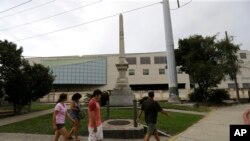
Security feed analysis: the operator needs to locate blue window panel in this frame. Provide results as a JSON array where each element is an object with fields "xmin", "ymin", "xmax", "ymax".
[{"xmin": 50, "ymin": 59, "xmax": 107, "ymax": 84}]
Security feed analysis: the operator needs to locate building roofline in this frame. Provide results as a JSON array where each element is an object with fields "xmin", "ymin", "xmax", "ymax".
[{"xmin": 24, "ymin": 51, "xmax": 168, "ymax": 59}]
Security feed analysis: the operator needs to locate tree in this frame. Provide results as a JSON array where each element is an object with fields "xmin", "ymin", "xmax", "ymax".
[
  {"xmin": 23, "ymin": 62, "xmax": 54, "ymax": 102},
  {"xmin": 216, "ymin": 32, "xmax": 241, "ymax": 103},
  {"xmin": 0, "ymin": 80, "xmax": 4, "ymax": 104},
  {"xmin": 175, "ymin": 35, "xmax": 224, "ymax": 102},
  {"xmin": 0, "ymin": 39, "xmax": 54, "ymax": 114},
  {"xmin": 0, "ymin": 40, "xmax": 23, "ymax": 106},
  {"xmin": 5, "ymin": 68, "xmax": 29, "ymax": 114},
  {"xmin": 175, "ymin": 34, "xmax": 239, "ymax": 103}
]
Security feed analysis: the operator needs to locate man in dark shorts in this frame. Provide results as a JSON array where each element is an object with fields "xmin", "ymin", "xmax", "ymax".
[{"xmin": 137, "ymin": 91, "xmax": 170, "ymax": 141}]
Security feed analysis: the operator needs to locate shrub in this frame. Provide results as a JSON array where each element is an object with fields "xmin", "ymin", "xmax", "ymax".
[
  {"xmin": 84, "ymin": 91, "xmax": 110, "ymax": 106},
  {"xmin": 83, "ymin": 93, "xmax": 92, "ymax": 104},
  {"xmin": 188, "ymin": 88, "xmax": 205, "ymax": 102},
  {"xmin": 100, "ymin": 91, "xmax": 109, "ymax": 106},
  {"xmin": 189, "ymin": 88, "xmax": 230, "ymax": 104},
  {"xmin": 207, "ymin": 89, "xmax": 230, "ymax": 104}
]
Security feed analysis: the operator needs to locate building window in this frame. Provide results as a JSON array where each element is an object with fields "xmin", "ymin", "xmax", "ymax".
[
  {"xmin": 240, "ymin": 53, "xmax": 247, "ymax": 59},
  {"xmin": 126, "ymin": 57, "xmax": 137, "ymax": 65},
  {"xmin": 159, "ymin": 68, "xmax": 165, "ymax": 75},
  {"xmin": 140, "ymin": 57, "xmax": 151, "ymax": 64},
  {"xmin": 143, "ymin": 69, "xmax": 149, "ymax": 75},
  {"xmin": 129, "ymin": 69, "xmax": 135, "ymax": 75},
  {"xmin": 178, "ymin": 83, "xmax": 186, "ymax": 89},
  {"xmin": 154, "ymin": 56, "xmax": 167, "ymax": 64},
  {"xmin": 243, "ymin": 83, "xmax": 250, "ymax": 89}
]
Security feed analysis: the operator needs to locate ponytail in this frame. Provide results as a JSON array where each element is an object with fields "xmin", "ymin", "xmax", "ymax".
[{"xmin": 57, "ymin": 93, "xmax": 67, "ymax": 103}]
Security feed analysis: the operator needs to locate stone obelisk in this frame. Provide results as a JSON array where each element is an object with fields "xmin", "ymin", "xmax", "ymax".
[{"xmin": 109, "ymin": 14, "xmax": 135, "ymax": 106}]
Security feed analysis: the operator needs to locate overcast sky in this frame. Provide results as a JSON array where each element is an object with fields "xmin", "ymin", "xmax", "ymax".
[{"xmin": 0, "ymin": 0, "xmax": 249, "ymax": 57}]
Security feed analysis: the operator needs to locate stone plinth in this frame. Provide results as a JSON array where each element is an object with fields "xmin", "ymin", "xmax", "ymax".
[
  {"xmin": 103, "ymin": 119, "xmax": 144, "ymax": 139},
  {"xmin": 109, "ymin": 89, "xmax": 135, "ymax": 106}
]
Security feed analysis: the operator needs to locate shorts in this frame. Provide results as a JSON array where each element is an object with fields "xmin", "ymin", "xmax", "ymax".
[
  {"xmin": 88, "ymin": 124, "xmax": 103, "ymax": 141},
  {"xmin": 56, "ymin": 124, "xmax": 65, "ymax": 130},
  {"xmin": 147, "ymin": 123, "xmax": 156, "ymax": 135}
]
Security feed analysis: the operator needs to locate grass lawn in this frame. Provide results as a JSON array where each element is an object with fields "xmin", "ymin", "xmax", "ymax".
[
  {"xmin": 0, "ymin": 108, "xmax": 203, "ymax": 136},
  {"xmin": 0, "ymin": 103, "xmax": 54, "ymax": 112},
  {"xmin": 30, "ymin": 103, "xmax": 55, "ymax": 111},
  {"xmin": 159, "ymin": 102, "xmax": 210, "ymax": 112},
  {"xmin": 156, "ymin": 112, "xmax": 203, "ymax": 135}
]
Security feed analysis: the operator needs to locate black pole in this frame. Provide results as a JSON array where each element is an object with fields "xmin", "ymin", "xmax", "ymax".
[
  {"xmin": 106, "ymin": 100, "xmax": 110, "ymax": 119},
  {"xmin": 177, "ymin": 0, "xmax": 180, "ymax": 8},
  {"xmin": 248, "ymin": 89, "xmax": 250, "ymax": 103}
]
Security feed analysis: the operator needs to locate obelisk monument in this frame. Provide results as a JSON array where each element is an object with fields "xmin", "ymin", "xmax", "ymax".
[{"xmin": 109, "ymin": 14, "xmax": 135, "ymax": 106}]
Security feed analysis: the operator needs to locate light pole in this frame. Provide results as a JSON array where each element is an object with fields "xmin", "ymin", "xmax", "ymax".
[{"xmin": 162, "ymin": 0, "xmax": 180, "ymax": 102}]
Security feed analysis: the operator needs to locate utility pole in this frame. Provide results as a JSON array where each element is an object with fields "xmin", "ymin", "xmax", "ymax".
[
  {"xmin": 162, "ymin": 0, "xmax": 180, "ymax": 103},
  {"xmin": 225, "ymin": 31, "xmax": 240, "ymax": 104}
]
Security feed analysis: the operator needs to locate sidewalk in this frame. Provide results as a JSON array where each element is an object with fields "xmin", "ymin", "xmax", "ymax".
[
  {"xmin": 0, "ymin": 133, "xmax": 168, "ymax": 141},
  {"xmin": 164, "ymin": 109, "xmax": 207, "ymax": 116},
  {"xmin": 170, "ymin": 104, "xmax": 250, "ymax": 141}
]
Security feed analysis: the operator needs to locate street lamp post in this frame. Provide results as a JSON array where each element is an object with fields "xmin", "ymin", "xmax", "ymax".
[{"xmin": 162, "ymin": 0, "xmax": 180, "ymax": 102}]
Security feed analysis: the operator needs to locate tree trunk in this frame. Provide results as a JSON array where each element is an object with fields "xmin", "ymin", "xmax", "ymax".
[
  {"xmin": 189, "ymin": 75, "xmax": 195, "ymax": 89},
  {"xmin": 13, "ymin": 103, "xmax": 23, "ymax": 115},
  {"xmin": 13, "ymin": 103, "xmax": 17, "ymax": 115},
  {"xmin": 28, "ymin": 101, "xmax": 31, "ymax": 112},
  {"xmin": 234, "ymin": 75, "xmax": 240, "ymax": 104}
]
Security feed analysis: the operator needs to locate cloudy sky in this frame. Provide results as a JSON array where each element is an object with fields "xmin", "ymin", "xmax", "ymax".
[{"xmin": 0, "ymin": 0, "xmax": 249, "ymax": 57}]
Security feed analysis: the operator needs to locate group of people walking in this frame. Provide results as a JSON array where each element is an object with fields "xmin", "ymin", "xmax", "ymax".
[
  {"xmin": 52, "ymin": 90, "xmax": 169, "ymax": 141},
  {"xmin": 52, "ymin": 89, "xmax": 103, "ymax": 141}
]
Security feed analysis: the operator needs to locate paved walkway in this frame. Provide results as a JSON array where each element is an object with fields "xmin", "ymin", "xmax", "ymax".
[
  {"xmin": 164, "ymin": 109, "xmax": 207, "ymax": 116},
  {"xmin": 0, "ymin": 104, "xmax": 249, "ymax": 141},
  {"xmin": 0, "ymin": 133, "xmax": 167, "ymax": 141},
  {"xmin": 170, "ymin": 104, "xmax": 250, "ymax": 141}
]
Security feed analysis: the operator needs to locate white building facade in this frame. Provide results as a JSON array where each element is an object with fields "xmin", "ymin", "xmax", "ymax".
[{"xmin": 27, "ymin": 50, "xmax": 250, "ymax": 102}]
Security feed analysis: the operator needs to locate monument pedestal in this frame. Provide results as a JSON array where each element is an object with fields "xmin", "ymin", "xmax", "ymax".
[
  {"xmin": 110, "ymin": 89, "xmax": 135, "ymax": 106},
  {"xmin": 103, "ymin": 119, "xmax": 144, "ymax": 139}
]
